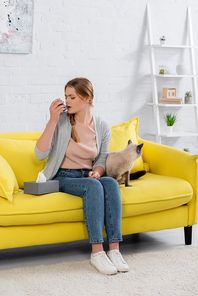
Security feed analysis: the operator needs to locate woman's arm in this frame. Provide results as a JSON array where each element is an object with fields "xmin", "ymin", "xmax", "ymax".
[
  {"xmin": 90, "ymin": 119, "xmax": 111, "ymax": 180},
  {"xmin": 92, "ymin": 119, "xmax": 111, "ymax": 171},
  {"xmin": 36, "ymin": 99, "xmax": 66, "ymax": 152}
]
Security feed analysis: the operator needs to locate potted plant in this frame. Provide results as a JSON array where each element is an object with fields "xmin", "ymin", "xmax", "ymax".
[
  {"xmin": 159, "ymin": 65, "xmax": 166, "ymax": 75},
  {"xmin": 183, "ymin": 148, "xmax": 190, "ymax": 152},
  {"xmin": 163, "ymin": 113, "xmax": 178, "ymax": 133},
  {"xmin": 185, "ymin": 91, "xmax": 192, "ymax": 104},
  {"xmin": 159, "ymin": 35, "xmax": 166, "ymax": 45}
]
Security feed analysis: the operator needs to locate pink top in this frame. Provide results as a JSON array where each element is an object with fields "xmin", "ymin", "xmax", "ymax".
[{"xmin": 60, "ymin": 118, "xmax": 98, "ymax": 169}]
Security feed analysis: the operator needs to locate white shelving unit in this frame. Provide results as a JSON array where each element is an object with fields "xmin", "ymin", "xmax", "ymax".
[{"xmin": 147, "ymin": 4, "xmax": 198, "ymax": 145}]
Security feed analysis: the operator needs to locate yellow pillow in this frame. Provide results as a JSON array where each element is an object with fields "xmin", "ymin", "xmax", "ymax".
[
  {"xmin": 0, "ymin": 138, "xmax": 47, "ymax": 188},
  {"xmin": 0, "ymin": 155, "xmax": 19, "ymax": 202},
  {"xmin": 110, "ymin": 117, "xmax": 145, "ymax": 173}
]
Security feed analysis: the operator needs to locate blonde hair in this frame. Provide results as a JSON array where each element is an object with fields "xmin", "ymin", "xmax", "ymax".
[{"xmin": 65, "ymin": 78, "xmax": 94, "ymax": 142}]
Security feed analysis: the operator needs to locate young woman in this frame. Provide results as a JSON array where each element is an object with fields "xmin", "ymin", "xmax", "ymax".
[{"xmin": 35, "ymin": 78, "xmax": 129, "ymax": 275}]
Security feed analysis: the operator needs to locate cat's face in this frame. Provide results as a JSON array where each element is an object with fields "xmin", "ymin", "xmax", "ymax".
[{"xmin": 127, "ymin": 140, "xmax": 143, "ymax": 156}]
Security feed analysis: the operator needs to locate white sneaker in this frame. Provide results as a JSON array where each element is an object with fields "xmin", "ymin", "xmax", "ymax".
[
  {"xmin": 107, "ymin": 250, "xmax": 130, "ymax": 272},
  {"xmin": 91, "ymin": 251, "xmax": 117, "ymax": 275}
]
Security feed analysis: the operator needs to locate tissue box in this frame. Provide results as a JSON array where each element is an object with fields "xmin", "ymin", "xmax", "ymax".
[{"xmin": 24, "ymin": 180, "xmax": 59, "ymax": 195}]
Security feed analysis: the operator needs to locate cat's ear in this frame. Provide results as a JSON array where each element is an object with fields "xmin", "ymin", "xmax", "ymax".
[
  {"xmin": 128, "ymin": 139, "xmax": 132, "ymax": 145},
  {"xmin": 137, "ymin": 143, "xmax": 143, "ymax": 153}
]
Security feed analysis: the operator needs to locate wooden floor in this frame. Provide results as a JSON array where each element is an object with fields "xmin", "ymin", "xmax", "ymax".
[{"xmin": 0, "ymin": 224, "xmax": 197, "ymax": 270}]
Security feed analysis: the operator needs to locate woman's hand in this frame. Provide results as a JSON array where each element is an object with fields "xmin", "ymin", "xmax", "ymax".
[
  {"xmin": 89, "ymin": 171, "xmax": 100, "ymax": 180},
  {"xmin": 49, "ymin": 99, "xmax": 66, "ymax": 123},
  {"xmin": 36, "ymin": 99, "xmax": 66, "ymax": 153}
]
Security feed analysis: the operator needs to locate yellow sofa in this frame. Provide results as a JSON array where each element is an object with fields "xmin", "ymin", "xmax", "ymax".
[{"xmin": 0, "ymin": 117, "xmax": 197, "ymax": 250}]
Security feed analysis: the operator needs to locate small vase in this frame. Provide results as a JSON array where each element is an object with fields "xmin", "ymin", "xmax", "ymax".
[
  {"xmin": 176, "ymin": 65, "xmax": 188, "ymax": 75},
  {"xmin": 166, "ymin": 126, "xmax": 173, "ymax": 133},
  {"xmin": 160, "ymin": 40, "xmax": 165, "ymax": 45},
  {"xmin": 185, "ymin": 96, "xmax": 192, "ymax": 104}
]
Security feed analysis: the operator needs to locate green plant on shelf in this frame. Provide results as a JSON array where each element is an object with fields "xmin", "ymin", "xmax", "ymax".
[
  {"xmin": 159, "ymin": 35, "xmax": 166, "ymax": 41},
  {"xmin": 185, "ymin": 91, "xmax": 192, "ymax": 97},
  {"xmin": 183, "ymin": 148, "xmax": 190, "ymax": 152},
  {"xmin": 159, "ymin": 69, "xmax": 165, "ymax": 74},
  {"xmin": 163, "ymin": 113, "xmax": 178, "ymax": 126}
]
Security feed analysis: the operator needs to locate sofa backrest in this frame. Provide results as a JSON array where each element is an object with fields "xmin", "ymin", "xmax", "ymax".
[{"xmin": 0, "ymin": 131, "xmax": 42, "ymax": 141}]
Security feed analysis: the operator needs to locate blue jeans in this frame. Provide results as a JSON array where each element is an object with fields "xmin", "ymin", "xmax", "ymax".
[{"xmin": 53, "ymin": 168, "xmax": 123, "ymax": 244}]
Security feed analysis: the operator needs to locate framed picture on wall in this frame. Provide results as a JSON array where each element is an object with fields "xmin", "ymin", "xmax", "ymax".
[{"xmin": 0, "ymin": 0, "xmax": 34, "ymax": 53}]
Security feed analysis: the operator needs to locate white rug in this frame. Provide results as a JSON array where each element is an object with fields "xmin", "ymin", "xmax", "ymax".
[{"xmin": 0, "ymin": 247, "xmax": 198, "ymax": 296}]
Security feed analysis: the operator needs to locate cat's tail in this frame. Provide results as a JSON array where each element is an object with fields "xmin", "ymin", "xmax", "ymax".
[{"xmin": 130, "ymin": 170, "xmax": 146, "ymax": 180}]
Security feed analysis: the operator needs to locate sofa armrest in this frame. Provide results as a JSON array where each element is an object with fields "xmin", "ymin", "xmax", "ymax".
[{"xmin": 138, "ymin": 137, "xmax": 198, "ymax": 225}]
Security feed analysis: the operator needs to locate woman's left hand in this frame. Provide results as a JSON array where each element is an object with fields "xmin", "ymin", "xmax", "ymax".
[{"xmin": 88, "ymin": 171, "xmax": 100, "ymax": 180}]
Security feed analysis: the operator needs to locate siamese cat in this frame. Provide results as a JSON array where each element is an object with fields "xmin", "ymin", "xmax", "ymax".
[{"xmin": 105, "ymin": 140, "xmax": 146, "ymax": 187}]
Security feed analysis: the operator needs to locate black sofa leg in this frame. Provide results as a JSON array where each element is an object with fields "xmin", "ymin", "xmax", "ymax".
[{"xmin": 184, "ymin": 226, "xmax": 192, "ymax": 245}]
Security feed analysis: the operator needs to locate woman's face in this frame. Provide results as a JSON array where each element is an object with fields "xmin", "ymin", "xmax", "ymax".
[{"xmin": 65, "ymin": 86, "xmax": 89, "ymax": 114}]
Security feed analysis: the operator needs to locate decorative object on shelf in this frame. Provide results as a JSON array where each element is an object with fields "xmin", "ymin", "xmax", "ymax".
[
  {"xmin": 159, "ymin": 88, "xmax": 182, "ymax": 104},
  {"xmin": 163, "ymin": 88, "xmax": 176, "ymax": 98},
  {"xmin": 159, "ymin": 35, "xmax": 166, "ymax": 45},
  {"xmin": 185, "ymin": 91, "xmax": 192, "ymax": 104},
  {"xmin": 176, "ymin": 65, "xmax": 188, "ymax": 75},
  {"xmin": 163, "ymin": 113, "xmax": 178, "ymax": 133},
  {"xmin": 159, "ymin": 65, "xmax": 166, "ymax": 74},
  {"xmin": 160, "ymin": 97, "xmax": 183, "ymax": 104}
]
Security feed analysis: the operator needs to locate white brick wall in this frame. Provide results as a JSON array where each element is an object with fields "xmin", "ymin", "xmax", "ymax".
[{"xmin": 1, "ymin": 0, "xmax": 198, "ymax": 153}]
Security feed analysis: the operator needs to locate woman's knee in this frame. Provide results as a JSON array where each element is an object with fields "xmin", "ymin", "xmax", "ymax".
[
  {"xmin": 84, "ymin": 178, "xmax": 104, "ymax": 194},
  {"xmin": 100, "ymin": 176, "xmax": 120, "ymax": 189}
]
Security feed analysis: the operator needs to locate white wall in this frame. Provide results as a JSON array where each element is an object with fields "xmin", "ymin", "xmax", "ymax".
[{"xmin": 1, "ymin": 0, "xmax": 198, "ymax": 154}]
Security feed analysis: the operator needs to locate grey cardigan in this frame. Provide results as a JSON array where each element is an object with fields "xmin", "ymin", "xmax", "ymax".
[{"xmin": 34, "ymin": 112, "xmax": 111, "ymax": 180}]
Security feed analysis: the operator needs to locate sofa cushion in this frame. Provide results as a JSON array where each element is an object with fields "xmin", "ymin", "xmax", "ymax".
[
  {"xmin": 110, "ymin": 117, "xmax": 148, "ymax": 173},
  {"xmin": 0, "ymin": 191, "xmax": 84, "ymax": 226},
  {"xmin": 0, "ymin": 173, "xmax": 192, "ymax": 226},
  {"xmin": 0, "ymin": 155, "xmax": 19, "ymax": 202},
  {"xmin": 121, "ymin": 173, "xmax": 193, "ymax": 217},
  {"xmin": 0, "ymin": 138, "xmax": 47, "ymax": 189}
]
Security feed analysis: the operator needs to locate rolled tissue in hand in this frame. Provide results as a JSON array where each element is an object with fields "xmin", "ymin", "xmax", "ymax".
[{"xmin": 36, "ymin": 171, "xmax": 46, "ymax": 183}]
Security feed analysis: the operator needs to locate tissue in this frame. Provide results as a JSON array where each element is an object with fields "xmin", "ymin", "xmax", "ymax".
[{"xmin": 36, "ymin": 171, "xmax": 46, "ymax": 183}]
